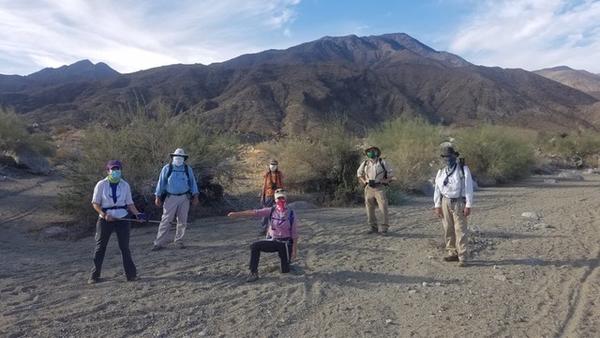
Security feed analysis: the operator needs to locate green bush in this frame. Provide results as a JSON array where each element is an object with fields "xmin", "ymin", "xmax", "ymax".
[
  {"xmin": 453, "ymin": 125, "xmax": 536, "ymax": 184},
  {"xmin": 367, "ymin": 118, "xmax": 442, "ymax": 192},
  {"xmin": 58, "ymin": 110, "xmax": 240, "ymax": 223},
  {"xmin": 0, "ymin": 109, "xmax": 54, "ymax": 157},
  {"xmin": 537, "ymin": 130, "xmax": 600, "ymax": 167},
  {"xmin": 260, "ymin": 121, "xmax": 360, "ymax": 205}
]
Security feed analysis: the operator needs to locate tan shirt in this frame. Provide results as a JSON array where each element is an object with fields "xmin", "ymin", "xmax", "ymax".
[{"xmin": 356, "ymin": 158, "xmax": 393, "ymax": 183}]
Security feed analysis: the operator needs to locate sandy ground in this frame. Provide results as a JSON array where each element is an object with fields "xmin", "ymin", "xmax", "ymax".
[{"xmin": 1, "ymin": 172, "xmax": 600, "ymax": 338}]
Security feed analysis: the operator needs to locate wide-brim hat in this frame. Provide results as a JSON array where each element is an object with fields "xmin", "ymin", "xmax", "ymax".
[
  {"xmin": 170, "ymin": 148, "xmax": 189, "ymax": 158},
  {"xmin": 274, "ymin": 188, "xmax": 287, "ymax": 200},
  {"xmin": 365, "ymin": 146, "xmax": 381, "ymax": 155},
  {"xmin": 270, "ymin": 159, "xmax": 279, "ymax": 165}
]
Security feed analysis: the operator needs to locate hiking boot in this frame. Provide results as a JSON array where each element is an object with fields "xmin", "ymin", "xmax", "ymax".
[
  {"xmin": 127, "ymin": 276, "xmax": 139, "ymax": 282},
  {"xmin": 458, "ymin": 260, "xmax": 467, "ymax": 267},
  {"xmin": 87, "ymin": 277, "xmax": 100, "ymax": 285},
  {"xmin": 246, "ymin": 272, "xmax": 259, "ymax": 282},
  {"xmin": 443, "ymin": 255, "xmax": 459, "ymax": 262},
  {"xmin": 366, "ymin": 227, "xmax": 378, "ymax": 234},
  {"xmin": 175, "ymin": 242, "xmax": 185, "ymax": 249},
  {"xmin": 379, "ymin": 230, "xmax": 388, "ymax": 236},
  {"xmin": 151, "ymin": 245, "xmax": 163, "ymax": 252}
]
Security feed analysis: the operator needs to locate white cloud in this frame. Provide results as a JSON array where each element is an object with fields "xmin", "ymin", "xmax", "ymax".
[
  {"xmin": 0, "ymin": 0, "xmax": 301, "ymax": 74},
  {"xmin": 449, "ymin": 0, "xmax": 600, "ymax": 72}
]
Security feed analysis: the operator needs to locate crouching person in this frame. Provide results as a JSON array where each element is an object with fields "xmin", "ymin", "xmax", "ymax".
[{"xmin": 228, "ymin": 189, "xmax": 299, "ymax": 282}]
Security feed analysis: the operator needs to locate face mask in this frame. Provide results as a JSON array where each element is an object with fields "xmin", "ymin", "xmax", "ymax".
[
  {"xmin": 367, "ymin": 151, "xmax": 377, "ymax": 159},
  {"xmin": 276, "ymin": 198, "xmax": 286, "ymax": 212},
  {"xmin": 269, "ymin": 164, "xmax": 278, "ymax": 171},
  {"xmin": 108, "ymin": 169, "xmax": 121, "ymax": 183},
  {"xmin": 446, "ymin": 156, "xmax": 457, "ymax": 167},
  {"xmin": 172, "ymin": 156, "xmax": 184, "ymax": 166}
]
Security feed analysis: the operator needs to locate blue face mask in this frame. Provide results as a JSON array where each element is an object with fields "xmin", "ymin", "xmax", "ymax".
[
  {"xmin": 109, "ymin": 169, "xmax": 122, "ymax": 181},
  {"xmin": 446, "ymin": 157, "xmax": 457, "ymax": 167}
]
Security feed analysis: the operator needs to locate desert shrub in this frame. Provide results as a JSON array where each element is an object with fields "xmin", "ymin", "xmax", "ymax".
[
  {"xmin": 452, "ymin": 125, "xmax": 536, "ymax": 184},
  {"xmin": 537, "ymin": 131, "xmax": 600, "ymax": 167},
  {"xmin": 58, "ymin": 110, "xmax": 240, "ymax": 223},
  {"xmin": 367, "ymin": 118, "xmax": 442, "ymax": 192},
  {"xmin": 0, "ymin": 109, "xmax": 54, "ymax": 157},
  {"xmin": 260, "ymin": 122, "xmax": 360, "ymax": 205}
]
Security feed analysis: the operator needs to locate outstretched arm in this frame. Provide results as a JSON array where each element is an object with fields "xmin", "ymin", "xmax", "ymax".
[{"xmin": 227, "ymin": 210, "xmax": 256, "ymax": 218}]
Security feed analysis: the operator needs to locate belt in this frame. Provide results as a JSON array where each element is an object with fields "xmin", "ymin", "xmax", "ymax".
[
  {"xmin": 267, "ymin": 236, "xmax": 293, "ymax": 242},
  {"xmin": 102, "ymin": 205, "xmax": 127, "ymax": 212},
  {"xmin": 443, "ymin": 196, "xmax": 466, "ymax": 203},
  {"xmin": 168, "ymin": 191, "xmax": 190, "ymax": 196}
]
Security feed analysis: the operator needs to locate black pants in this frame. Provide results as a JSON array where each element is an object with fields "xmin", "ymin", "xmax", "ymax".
[
  {"xmin": 90, "ymin": 219, "xmax": 136, "ymax": 279},
  {"xmin": 249, "ymin": 238, "xmax": 293, "ymax": 274}
]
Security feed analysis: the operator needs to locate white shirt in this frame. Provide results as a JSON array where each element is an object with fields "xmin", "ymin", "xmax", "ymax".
[
  {"xmin": 433, "ymin": 164, "xmax": 474, "ymax": 208},
  {"xmin": 356, "ymin": 158, "xmax": 393, "ymax": 183},
  {"xmin": 92, "ymin": 178, "xmax": 134, "ymax": 219}
]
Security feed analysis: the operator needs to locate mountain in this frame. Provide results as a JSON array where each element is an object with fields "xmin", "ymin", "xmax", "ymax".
[
  {"xmin": 0, "ymin": 34, "xmax": 598, "ymax": 135},
  {"xmin": 0, "ymin": 60, "xmax": 119, "ymax": 93},
  {"xmin": 534, "ymin": 66, "xmax": 600, "ymax": 99}
]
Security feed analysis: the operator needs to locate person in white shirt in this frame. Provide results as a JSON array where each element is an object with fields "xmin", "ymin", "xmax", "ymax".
[
  {"xmin": 89, "ymin": 160, "xmax": 146, "ymax": 284},
  {"xmin": 433, "ymin": 145, "xmax": 474, "ymax": 267},
  {"xmin": 356, "ymin": 146, "xmax": 394, "ymax": 235}
]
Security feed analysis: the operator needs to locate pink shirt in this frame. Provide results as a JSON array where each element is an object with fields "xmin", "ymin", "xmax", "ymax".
[{"xmin": 254, "ymin": 207, "xmax": 299, "ymax": 239}]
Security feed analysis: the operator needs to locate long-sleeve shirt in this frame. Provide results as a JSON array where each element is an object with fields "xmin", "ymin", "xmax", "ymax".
[
  {"xmin": 356, "ymin": 158, "xmax": 393, "ymax": 183},
  {"xmin": 254, "ymin": 207, "xmax": 299, "ymax": 239},
  {"xmin": 155, "ymin": 164, "xmax": 199, "ymax": 196},
  {"xmin": 92, "ymin": 178, "xmax": 134, "ymax": 218},
  {"xmin": 262, "ymin": 170, "xmax": 284, "ymax": 198},
  {"xmin": 433, "ymin": 164, "xmax": 474, "ymax": 208}
]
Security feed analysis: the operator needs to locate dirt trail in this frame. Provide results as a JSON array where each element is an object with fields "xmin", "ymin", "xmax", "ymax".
[{"xmin": 1, "ymin": 173, "xmax": 599, "ymax": 337}]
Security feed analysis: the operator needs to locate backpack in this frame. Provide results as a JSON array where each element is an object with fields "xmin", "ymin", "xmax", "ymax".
[
  {"xmin": 362, "ymin": 158, "xmax": 388, "ymax": 180},
  {"xmin": 160, "ymin": 164, "xmax": 192, "ymax": 202}
]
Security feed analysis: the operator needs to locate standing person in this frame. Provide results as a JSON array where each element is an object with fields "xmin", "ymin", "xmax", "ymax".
[
  {"xmin": 259, "ymin": 159, "xmax": 284, "ymax": 235},
  {"xmin": 89, "ymin": 160, "xmax": 147, "ymax": 284},
  {"xmin": 228, "ymin": 189, "xmax": 299, "ymax": 282},
  {"xmin": 356, "ymin": 146, "xmax": 394, "ymax": 235},
  {"xmin": 152, "ymin": 148, "xmax": 199, "ymax": 251},
  {"xmin": 433, "ymin": 144, "xmax": 474, "ymax": 267}
]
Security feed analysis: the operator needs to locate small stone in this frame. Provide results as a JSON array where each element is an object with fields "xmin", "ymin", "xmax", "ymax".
[
  {"xmin": 408, "ymin": 289, "xmax": 417, "ymax": 294},
  {"xmin": 543, "ymin": 179, "xmax": 557, "ymax": 184},
  {"xmin": 559, "ymin": 265, "xmax": 569, "ymax": 269},
  {"xmin": 493, "ymin": 265, "xmax": 500, "ymax": 270},
  {"xmin": 493, "ymin": 274, "xmax": 507, "ymax": 282},
  {"xmin": 521, "ymin": 212, "xmax": 540, "ymax": 220},
  {"xmin": 427, "ymin": 255, "xmax": 434, "ymax": 259},
  {"xmin": 434, "ymin": 282, "xmax": 442, "ymax": 287},
  {"xmin": 385, "ymin": 319, "xmax": 393, "ymax": 325},
  {"xmin": 422, "ymin": 282, "xmax": 429, "ymax": 287}
]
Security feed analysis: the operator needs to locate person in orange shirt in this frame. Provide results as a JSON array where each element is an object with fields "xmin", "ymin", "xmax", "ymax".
[{"xmin": 259, "ymin": 159, "xmax": 284, "ymax": 235}]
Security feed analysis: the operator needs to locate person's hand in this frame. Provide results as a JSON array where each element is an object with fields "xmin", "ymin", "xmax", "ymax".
[
  {"xmin": 463, "ymin": 207, "xmax": 471, "ymax": 217},
  {"xmin": 434, "ymin": 207, "xmax": 443, "ymax": 218},
  {"xmin": 191, "ymin": 196, "xmax": 199, "ymax": 206},
  {"xmin": 105, "ymin": 214, "xmax": 115, "ymax": 222},
  {"xmin": 227, "ymin": 212, "xmax": 235, "ymax": 217},
  {"xmin": 155, "ymin": 196, "xmax": 162, "ymax": 207},
  {"xmin": 135, "ymin": 213, "xmax": 148, "ymax": 223}
]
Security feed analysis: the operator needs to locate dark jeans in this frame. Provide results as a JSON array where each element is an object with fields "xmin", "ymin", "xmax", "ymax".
[
  {"xmin": 249, "ymin": 238, "xmax": 293, "ymax": 274},
  {"xmin": 90, "ymin": 218, "xmax": 137, "ymax": 280},
  {"xmin": 261, "ymin": 197, "xmax": 275, "ymax": 229}
]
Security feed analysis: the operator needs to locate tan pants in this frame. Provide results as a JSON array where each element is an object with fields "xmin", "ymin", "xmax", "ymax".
[
  {"xmin": 154, "ymin": 194, "xmax": 190, "ymax": 246},
  {"xmin": 364, "ymin": 185, "xmax": 389, "ymax": 231},
  {"xmin": 441, "ymin": 197, "xmax": 468, "ymax": 260}
]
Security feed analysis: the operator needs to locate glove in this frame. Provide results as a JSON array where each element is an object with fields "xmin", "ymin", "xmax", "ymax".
[{"xmin": 136, "ymin": 212, "xmax": 148, "ymax": 221}]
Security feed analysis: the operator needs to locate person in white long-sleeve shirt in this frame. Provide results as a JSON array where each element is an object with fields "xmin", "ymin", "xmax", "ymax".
[{"xmin": 433, "ymin": 145, "xmax": 474, "ymax": 267}]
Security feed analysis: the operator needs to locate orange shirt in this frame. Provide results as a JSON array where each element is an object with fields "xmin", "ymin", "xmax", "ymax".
[{"xmin": 262, "ymin": 171, "xmax": 284, "ymax": 198}]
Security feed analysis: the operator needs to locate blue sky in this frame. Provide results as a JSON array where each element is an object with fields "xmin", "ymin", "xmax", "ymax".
[{"xmin": 1, "ymin": 0, "xmax": 599, "ymax": 75}]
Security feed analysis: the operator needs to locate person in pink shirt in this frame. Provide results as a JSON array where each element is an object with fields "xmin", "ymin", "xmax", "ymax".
[{"xmin": 228, "ymin": 189, "xmax": 299, "ymax": 282}]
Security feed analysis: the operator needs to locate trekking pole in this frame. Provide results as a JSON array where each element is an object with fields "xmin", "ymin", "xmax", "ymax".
[{"xmin": 118, "ymin": 218, "xmax": 190, "ymax": 226}]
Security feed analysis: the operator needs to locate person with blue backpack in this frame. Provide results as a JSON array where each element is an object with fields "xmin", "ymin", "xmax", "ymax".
[
  {"xmin": 228, "ymin": 189, "xmax": 299, "ymax": 282},
  {"xmin": 152, "ymin": 148, "xmax": 199, "ymax": 251}
]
